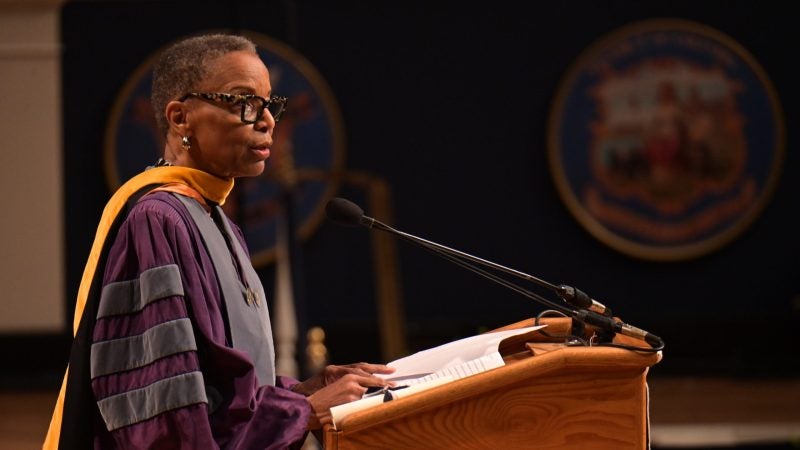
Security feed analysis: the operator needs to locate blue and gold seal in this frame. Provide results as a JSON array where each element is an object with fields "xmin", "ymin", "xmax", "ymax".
[{"xmin": 548, "ymin": 19, "xmax": 784, "ymax": 261}]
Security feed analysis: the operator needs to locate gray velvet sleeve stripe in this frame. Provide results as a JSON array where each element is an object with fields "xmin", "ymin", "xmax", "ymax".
[
  {"xmin": 90, "ymin": 318, "xmax": 197, "ymax": 379},
  {"xmin": 97, "ymin": 264, "xmax": 184, "ymax": 319},
  {"xmin": 97, "ymin": 371, "xmax": 208, "ymax": 431}
]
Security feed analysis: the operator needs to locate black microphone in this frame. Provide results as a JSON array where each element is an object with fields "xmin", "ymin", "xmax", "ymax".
[
  {"xmin": 557, "ymin": 285, "xmax": 612, "ymax": 317},
  {"xmin": 325, "ymin": 197, "xmax": 663, "ymax": 349},
  {"xmin": 575, "ymin": 310, "xmax": 662, "ymax": 348},
  {"xmin": 325, "ymin": 197, "xmax": 384, "ymax": 230},
  {"xmin": 325, "ymin": 197, "xmax": 367, "ymax": 227}
]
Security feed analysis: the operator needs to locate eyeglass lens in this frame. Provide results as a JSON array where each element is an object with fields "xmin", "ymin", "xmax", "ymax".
[{"xmin": 243, "ymin": 97, "xmax": 285, "ymax": 122}]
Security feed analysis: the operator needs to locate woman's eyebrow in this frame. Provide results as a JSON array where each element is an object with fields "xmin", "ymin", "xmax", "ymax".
[
  {"xmin": 228, "ymin": 86, "xmax": 273, "ymax": 97},
  {"xmin": 225, "ymin": 85, "xmax": 256, "ymax": 94}
]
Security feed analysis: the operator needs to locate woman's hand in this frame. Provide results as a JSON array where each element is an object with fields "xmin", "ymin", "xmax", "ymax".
[
  {"xmin": 295, "ymin": 363, "xmax": 395, "ymax": 429},
  {"xmin": 292, "ymin": 363, "xmax": 395, "ymax": 396}
]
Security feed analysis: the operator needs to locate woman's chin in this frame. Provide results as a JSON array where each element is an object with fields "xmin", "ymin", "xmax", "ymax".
[{"xmin": 236, "ymin": 161, "xmax": 267, "ymax": 178}]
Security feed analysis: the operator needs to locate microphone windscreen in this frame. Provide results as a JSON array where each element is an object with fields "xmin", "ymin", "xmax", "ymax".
[{"xmin": 325, "ymin": 197, "xmax": 364, "ymax": 227}]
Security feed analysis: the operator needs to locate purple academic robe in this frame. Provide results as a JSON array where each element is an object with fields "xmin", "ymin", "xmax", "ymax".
[{"xmin": 89, "ymin": 191, "xmax": 311, "ymax": 449}]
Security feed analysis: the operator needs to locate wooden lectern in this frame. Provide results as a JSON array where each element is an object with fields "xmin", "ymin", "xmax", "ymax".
[{"xmin": 323, "ymin": 317, "xmax": 662, "ymax": 450}]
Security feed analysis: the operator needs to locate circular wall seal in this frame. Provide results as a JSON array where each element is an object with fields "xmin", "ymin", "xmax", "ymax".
[
  {"xmin": 104, "ymin": 31, "xmax": 346, "ymax": 267},
  {"xmin": 547, "ymin": 19, "xmax": 784, "ymax": 261}
]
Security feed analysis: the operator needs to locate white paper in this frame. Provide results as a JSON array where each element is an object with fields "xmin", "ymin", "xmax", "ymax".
[
  {"xmin": 330, "ymin": 375, "xmax": 455, "ymax": 430},
  {"xmin": 401, "ymin": 352, "xmax": 505, "ymax": 386},
  {"xmin": 380, "ymin": 325, "xmax": 546, "ymax": 385}
]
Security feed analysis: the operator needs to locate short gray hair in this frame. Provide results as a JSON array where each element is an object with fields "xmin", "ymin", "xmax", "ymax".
[{"xmin": 151, "ymin": 33, "xmax": 257, "ymax": 136}]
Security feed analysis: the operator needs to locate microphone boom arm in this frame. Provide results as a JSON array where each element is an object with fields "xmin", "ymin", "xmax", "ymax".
[
  {"xmin": 328, "ymin": 198, "xmax": 664, "ymax": 350},
  {"xmin": 366, "ymin": 217, "xmax": 611, "ymax": 316}
]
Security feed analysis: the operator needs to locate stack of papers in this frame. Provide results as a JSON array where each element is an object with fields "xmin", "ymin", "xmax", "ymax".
[
  {"xmin": 379, "ymin": 325, "xmax": 547, "ymax": 386},
  {"xmin": 329, "ymin": 325, "xmax": 546, "ymax": 429}
]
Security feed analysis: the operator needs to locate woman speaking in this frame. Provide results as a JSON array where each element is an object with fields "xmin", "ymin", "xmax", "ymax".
[{"xmin": 45, "ymin": 33, "xmax": 392, "ymax": 449}]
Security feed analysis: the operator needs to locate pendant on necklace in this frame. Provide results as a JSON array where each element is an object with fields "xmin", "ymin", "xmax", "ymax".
[
  {"xmin": 245, "ymin": 288, "xmax": 254, "ymax": 306},
  {"xmin": 245, "ymin": 288, "xmax": 260, "ymax": 307}
]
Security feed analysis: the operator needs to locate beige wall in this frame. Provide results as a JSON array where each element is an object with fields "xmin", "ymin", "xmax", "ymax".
[{"xmin": 0, "ymin": 1, "xmax": 65, "ymax": 332}]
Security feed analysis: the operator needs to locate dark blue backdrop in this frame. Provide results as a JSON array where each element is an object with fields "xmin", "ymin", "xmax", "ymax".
[{"xmin": 58, "ymin": 0, "xmax": 799, "ymax": 380}]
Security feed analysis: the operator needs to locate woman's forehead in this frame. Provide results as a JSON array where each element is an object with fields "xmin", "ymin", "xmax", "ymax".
[{"xmin": 198, "ymin": 51, "xmax": 271, "ymax": 93}]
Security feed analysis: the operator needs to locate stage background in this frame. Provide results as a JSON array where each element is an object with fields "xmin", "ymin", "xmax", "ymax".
[{"xmin": 2, "ymin": 0, "xmax": 796, "ymax": 388}]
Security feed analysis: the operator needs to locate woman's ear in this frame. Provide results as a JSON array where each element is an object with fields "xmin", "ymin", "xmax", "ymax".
[{"xmin": 165, "ymin": 100, "xmax": 191, "ymax": 136}]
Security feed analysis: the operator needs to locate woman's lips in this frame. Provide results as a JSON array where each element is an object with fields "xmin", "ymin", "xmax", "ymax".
[{"xmin": 251, "ymin": 145, "xmax": 271, "ymax": 159}]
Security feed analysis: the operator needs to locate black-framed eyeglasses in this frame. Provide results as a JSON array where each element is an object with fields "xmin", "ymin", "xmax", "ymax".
[{"xmin": 179, "ymin": 92, "xmax": 288, "ymax": 124}]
